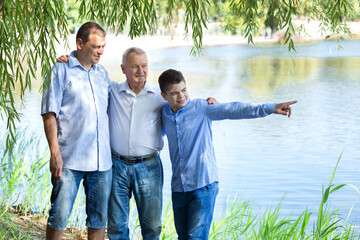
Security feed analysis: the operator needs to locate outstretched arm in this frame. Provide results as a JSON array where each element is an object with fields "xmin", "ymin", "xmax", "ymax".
[{"xmin": 274, "ymin": 100, "xmax": 297, "ymax": 117}]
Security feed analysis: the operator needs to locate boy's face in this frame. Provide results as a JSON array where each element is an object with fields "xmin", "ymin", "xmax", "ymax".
[{"xmin": 161, "ymin": 81, "xmax": 189, "ymax": 113}]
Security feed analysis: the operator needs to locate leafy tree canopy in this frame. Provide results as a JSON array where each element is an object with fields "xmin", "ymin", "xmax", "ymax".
[{"xmin": 0, "ymin": 0, "xmax": 358, "ymax": 150}]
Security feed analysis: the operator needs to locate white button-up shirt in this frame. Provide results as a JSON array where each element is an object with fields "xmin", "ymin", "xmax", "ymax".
[{"xmin": 109, "ymin": 81, "xmax": 166, "ymax": 156}]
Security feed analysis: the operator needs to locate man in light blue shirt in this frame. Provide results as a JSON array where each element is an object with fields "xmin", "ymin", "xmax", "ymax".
[
  {"xmin": 158, "ymin": 69, "xmax": 297, "ymax": 240},
  {"xmin": 41, "ymin": 22, "xmax": 112, "ymax": 240}
]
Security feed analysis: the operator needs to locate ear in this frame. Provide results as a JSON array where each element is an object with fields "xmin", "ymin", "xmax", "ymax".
[
  {"xmin": 161, "ymin": 92, "xmax": 167, "ymax": 101},
  {"xmin": 121, "ymin": 64, "xmax": 125, "ymax": 74},
  {"xmin": 76, "ymin": 38, "xmax": 83, "ymax": 50}
]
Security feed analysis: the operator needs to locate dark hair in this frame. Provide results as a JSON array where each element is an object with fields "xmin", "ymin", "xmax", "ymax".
[
  {"xmin": 76, "ymin": 22, "xmax": 106, "ymax": 44},
  {"xmin": 122, "ymin": 47, "xmax": 146, "ymax": 65},
  {"xmin": 158, "ymin": 69, "xmax": 186, "ymax": 93}
]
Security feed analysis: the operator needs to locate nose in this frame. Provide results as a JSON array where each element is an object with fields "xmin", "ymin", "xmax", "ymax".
[
  {"xmin": 98, "ymin": 47, "xmax": 104, "ymax": 55},
  {"xmin": 137, "ymin": 66, "xmax": 144, "ymax": 72}
]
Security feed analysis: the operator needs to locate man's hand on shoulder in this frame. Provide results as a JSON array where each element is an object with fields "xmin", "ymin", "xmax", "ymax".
[
  {"xmin": 57, "ymin": 54, "xmax": 69, "ymax": 63},
  {"xmin": 206, "ymin": 97, "xmax": 219, "ymax": 105}
]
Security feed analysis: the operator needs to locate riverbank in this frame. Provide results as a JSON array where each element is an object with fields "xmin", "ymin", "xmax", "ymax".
[
  {"xmin": 0, "ymin": 208, "xmax": 88, "ymax": 240},
  {"xmin": 107, "ymin": 19, "xmax": 360, "ymax": 50},
  {"xmin": 1, "ymin": 150, "xmax": 359, "ymax": 238},
  {"xmin": 2, "ymin": 18, "xmax": 360, "ymax": 240},
  {"xmin": 56, "ymin": 19, "xmax": 360, "ymax": 58},
  {"xmin": 2, "ymin": 191, "xmax": 359, "ymax": 239}
]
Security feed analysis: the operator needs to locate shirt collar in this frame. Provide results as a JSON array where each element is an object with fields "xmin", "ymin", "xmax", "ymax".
[
  {"xmin": 119, "ymin": 81, "xmax": 156, "ymax": 96},
  {"xmin": 167, "ymin": 98, "xmax": 192, "ymax": 115},
  {"xmin": 68, "ymin": 50, "xmax": 98, "ymax": 71}
]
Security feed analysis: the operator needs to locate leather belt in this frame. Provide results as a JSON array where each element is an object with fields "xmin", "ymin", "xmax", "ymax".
[{"xmin": 111, "ymin": 150, "xmax": 159, "ymax": 165}]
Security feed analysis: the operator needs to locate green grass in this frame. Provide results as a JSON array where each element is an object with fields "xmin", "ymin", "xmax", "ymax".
[
  {"xmin": 1, "ymin": 135, "xmax": 359, "ymax": 239},
  {"xmin": 208, "ymin": 155, "xmax": 360, "ymax": 240},
  {"xmin": 0, "ymin": 208, "xmax": 32, "ymax": 240}
]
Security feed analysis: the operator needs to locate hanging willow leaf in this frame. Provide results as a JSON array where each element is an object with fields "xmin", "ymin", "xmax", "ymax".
[{"xmin": 0, "ymin": 0, "xmax": 359, "ymax": 152}]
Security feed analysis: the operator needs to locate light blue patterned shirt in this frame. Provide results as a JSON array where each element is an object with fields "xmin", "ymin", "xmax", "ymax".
[
  {"xmin": 41, "ymin": 51, "xmax": 112, "ymax": 171},
  {"xmin": 162, "ymin": 98, "xmax": 276, "ymax": 192}
]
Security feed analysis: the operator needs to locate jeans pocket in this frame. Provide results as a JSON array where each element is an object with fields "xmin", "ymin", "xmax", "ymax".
[
  {"xmin": 143, "ymin": 156, "xmax": 161, "ymax": 168},
  {"xmin": 200, "ymin": 182, "xmax": 218, "ymax": 192}
]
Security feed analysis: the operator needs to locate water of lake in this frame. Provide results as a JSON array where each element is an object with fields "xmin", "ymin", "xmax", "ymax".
[{"xmin": 1, "ymin": 40, "xmax": 359, "ymax": 226}]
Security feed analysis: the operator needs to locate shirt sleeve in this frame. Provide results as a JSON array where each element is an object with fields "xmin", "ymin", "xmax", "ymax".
[
  {"xmin": 105, "ymin": 68, "xmax": 112, "ymax": 91},
  {"xmin": 204, "ymin": 100, "xmax": 276, "ymax": 121},
  {"xmin": 40, "ymin": 63, "xmax": 65, "ymax": 117},
  {"xmin": 161, "ymin": 109, "xmax": 166, "ymax": 137}
]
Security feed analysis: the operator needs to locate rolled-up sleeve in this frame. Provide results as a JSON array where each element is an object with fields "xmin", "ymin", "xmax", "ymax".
[{"xmin": 41, "ymin": 64, "xmax": 65, "ymax": 118}]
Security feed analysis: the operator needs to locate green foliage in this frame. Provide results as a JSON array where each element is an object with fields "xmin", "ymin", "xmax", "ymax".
[
  {"xmin": 313, "ymin": 153, "xmax": 348, "ymax": 239},
  {"xmin": 78, "ymin": 0, "xmax": 158, "ymax": 37},
  {"xmin": 66, "ymin": 0, "xmax": 83, "ymax": 32},
  {"xmin": 210, "ymin": 198, "xmax": 256, "ymax": 239},
  {"xmin": 0, "ymin": 0, "xmax": 69, "ymax": 151},
  {"xmin": 0, "ymin": 153, "xmax": 27, "ymax": 209},
  {"xmin": 0, "ymin": 133, "xmax": 50, "ymax": 215},
  {"xmin": 161, "ymin": 198, "xmax": 177, "ymax": 239},
  {"xmin": 208, "ymin": 156, "xmax": 359, "ymax": 240},
  {"xmin": 1, "ymin": 0, "xmax": 360, "ymax": 153},
  {"xmin": 0, "ymin": 148, "xmax": 359, "ymax": 238},
  {"xmin": 0, "ymin": 208, "xmax": 30, "ymax": 240},
  {"xmin": 220, "ymin": 0, "xmax": 358, "ymax": 51}
]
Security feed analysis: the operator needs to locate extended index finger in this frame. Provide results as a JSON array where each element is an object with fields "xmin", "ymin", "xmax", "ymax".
[{"xmin": 285, "ymin": 100, "xmax": 297, "ymax": 106}]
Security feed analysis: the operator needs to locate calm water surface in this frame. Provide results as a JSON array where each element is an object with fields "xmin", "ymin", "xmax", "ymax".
[{"xmin": 1, "ymin": 40, "xmax": 360, "ymax": 225}]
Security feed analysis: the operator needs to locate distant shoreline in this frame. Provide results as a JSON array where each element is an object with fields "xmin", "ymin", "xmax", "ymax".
[
  {"xmin": 58, "ymin": 33, "xmax": 360, "ymax": 60},
  {"xmin": 56, "ymin": 19, "xmax": 360, "ymax": 58}
]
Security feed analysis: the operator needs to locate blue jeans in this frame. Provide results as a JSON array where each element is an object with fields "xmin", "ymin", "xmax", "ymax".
[
  {"xmin": 172, "ymin": 182, "xmax": 219, "ymax": 240},
  {"xmin": 108, "ymin": 154, "xmax": 163, "ymax": 240},
  {"xmin": 47, "ymin": 168, "xmax": 112, "ymax": 230}
]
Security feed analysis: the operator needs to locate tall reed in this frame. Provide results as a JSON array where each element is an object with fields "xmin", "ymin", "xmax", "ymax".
[
  {"xmin": 1, "ymin": 129, "xmax": 359, "ymax": 240},
  {"xmin": 208, "ymin": 155, "xmax": 359, "ymax": 239}
]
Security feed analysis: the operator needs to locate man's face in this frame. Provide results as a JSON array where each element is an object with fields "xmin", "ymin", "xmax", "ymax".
[
  {"xmin": 161, "ymin": 81, "xmax": 189, "ymax": 113},
  {"xmin": 121, "ymin": 52, "xmax": 148, "ymax": 86},
  {"xmin": 77, "ymin": 32, "xmax": 106, "ymax": 66}
]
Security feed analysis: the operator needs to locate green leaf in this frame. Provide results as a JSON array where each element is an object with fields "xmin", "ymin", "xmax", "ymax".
[{"xmin": 330, "ymin": 184, "xmax": 346, "ymax": 193}]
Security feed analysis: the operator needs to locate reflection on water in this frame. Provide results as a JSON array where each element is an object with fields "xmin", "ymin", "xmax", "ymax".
[
  {"xmin": 1, "ymin": 40, "xmax": 360, "ymax": 226},
  {"xmin": 149, "ymin": 40, "xmax": 360, "ymax": 225}
]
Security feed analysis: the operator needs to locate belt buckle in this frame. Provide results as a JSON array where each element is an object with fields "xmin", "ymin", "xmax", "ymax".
[
  {"xmin": 126, "ymin": 159, "xmax": 134, "ymax": 165},
  {"xmin": 126, "ymin": 156, "xmax": 138, "ymax": 165}
]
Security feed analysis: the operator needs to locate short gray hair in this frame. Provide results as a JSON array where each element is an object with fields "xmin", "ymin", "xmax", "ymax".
[{"xmin": 122, "ymin": 47, "xmax": 146, "ymax": 65}]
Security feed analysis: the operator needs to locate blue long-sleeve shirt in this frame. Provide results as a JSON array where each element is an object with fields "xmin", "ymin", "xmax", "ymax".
[
  {"xmin": 41, "ymin": 51, "xmax": 112, "ymax": 171},
  {"xmin": 161, "ymin": 98, "xmax": 276, "ymax": 192}
]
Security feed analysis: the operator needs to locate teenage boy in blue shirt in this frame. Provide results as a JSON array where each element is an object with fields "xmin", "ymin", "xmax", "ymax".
[{"xmin": 158, "ymin": 69, "xmax": 297, "ymax": 240}]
